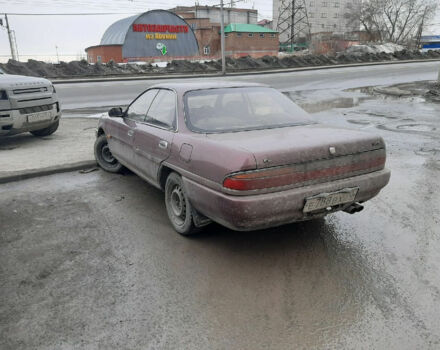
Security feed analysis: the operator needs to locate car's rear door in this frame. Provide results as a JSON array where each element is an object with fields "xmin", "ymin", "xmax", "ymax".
[
  {"xmin": 110, "ymin": 89, "xmax": 158, "ymax": 168},
  {"xmin": 133, "ymin": 89, "xmax": 176, "ymax": 183}
]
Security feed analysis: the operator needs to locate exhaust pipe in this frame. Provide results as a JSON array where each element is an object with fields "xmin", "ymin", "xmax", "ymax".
[{"xmin": 343, "ymin": 203, "xmax": 364, "ymax": 214}]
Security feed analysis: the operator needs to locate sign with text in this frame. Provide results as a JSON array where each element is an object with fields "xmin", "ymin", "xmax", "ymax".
[{"xmin": 132, "ymin": 24, "xmax": 189, "ymax": 33}]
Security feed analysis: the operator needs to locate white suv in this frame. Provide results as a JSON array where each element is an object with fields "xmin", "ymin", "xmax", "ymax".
[{"xmin": 0, "ymin": 69, "xmax": 62, "ymax": 137}]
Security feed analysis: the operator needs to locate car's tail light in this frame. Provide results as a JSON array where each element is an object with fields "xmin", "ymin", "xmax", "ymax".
[{"xmin": 223, "ymin": 156, "xmax": 386, "ymax": 191}]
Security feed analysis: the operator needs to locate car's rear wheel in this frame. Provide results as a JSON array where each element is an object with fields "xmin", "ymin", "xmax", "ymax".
[
  {"xmin": 165, "ymin": 172, "xmax": 198, "ymax": 236},
  {"xmin": 94, "ymin": 134, "xmax": 123, "ymax": 173},
  {"xmin": 30, "ymin": 120, "xmax": 59, "ymax": 137}
]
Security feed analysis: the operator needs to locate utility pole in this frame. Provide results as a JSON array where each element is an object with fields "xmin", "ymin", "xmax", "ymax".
[
  {"xmin": 220, "ymin": 0, "xmax": 226, "ymax": 75},
  {"xmin": 55, "ymin": 45, "xmax": 60, "ymax": 63},
  {"xmin": 4, "ymin": 14, "xmax": 19, "ymax": 61}
]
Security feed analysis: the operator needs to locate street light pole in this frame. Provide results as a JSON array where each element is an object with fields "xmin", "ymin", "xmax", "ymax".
[
  {"xmin": 55, "ymin": 45, "xmax": 60, "ymax": 64},
  {"xmin": 5, "ymin": 14, "xmax": 18, "ymax": 61},
  {"xmin": 220, "ymin": 0, "xmax": 226, "ymax": 75}
]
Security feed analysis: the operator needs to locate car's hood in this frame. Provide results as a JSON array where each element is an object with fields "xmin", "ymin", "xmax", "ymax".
[
  {"xmin": 206, "ymin": 124, "xmax": 385, "ymax": 168},
  {"xmin": 0, "ymin": 74, "xmax": 51, "ymax": 89}
]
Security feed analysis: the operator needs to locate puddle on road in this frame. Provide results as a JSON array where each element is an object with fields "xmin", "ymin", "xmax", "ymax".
[
  {"xmin": 284, "ymin": 90, "xmax": 373, "ymax": 114},
  {"xmin": 396, "ymin": 124, "xmax": 437, "ymax": 132},
  {"xmin": 285, "ymin": 85, "xmax": 440, "ymax": 140}
]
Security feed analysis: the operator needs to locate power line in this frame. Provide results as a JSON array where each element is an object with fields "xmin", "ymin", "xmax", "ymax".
[{"xmin": 0, "ymin": 12, "xmax": 142, "ymax": 15}]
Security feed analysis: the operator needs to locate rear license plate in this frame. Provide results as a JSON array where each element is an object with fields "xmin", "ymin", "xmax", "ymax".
[
  {"xmin": 27, "ymin": 111, "xmax": 52, "ymax": 123},
  {"xmin": 303, "ymin": 187, "xmax": 359, "ymax": 213}
]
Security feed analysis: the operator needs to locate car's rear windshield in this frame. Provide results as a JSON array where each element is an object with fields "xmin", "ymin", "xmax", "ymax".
[{"xmin": 184, "ymin": 87, "xmax": 312, "ymax": 133}]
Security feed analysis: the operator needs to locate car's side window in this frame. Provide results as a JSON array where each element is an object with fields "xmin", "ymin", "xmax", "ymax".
[
  {"xmin": 126, "ymin": 89, "xmax": 158, "ymax": 121},
  {"xmin": 146, "ymin": 90, "xmax": 176, "ymax": 129}
]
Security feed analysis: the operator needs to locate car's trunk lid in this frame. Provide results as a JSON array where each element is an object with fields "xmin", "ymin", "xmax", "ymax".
[{"xmin": 207, "ymin": 124, "xmax": 386, "ymax": 191}]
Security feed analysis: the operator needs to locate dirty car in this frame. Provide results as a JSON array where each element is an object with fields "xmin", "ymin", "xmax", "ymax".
[
  {"xmin": 95, "ymin": 82, "xmax": 391, "ymax": 235},
  {"xmin": 0, "ymin": 70, "xmax": 61, "ymax": 137}
]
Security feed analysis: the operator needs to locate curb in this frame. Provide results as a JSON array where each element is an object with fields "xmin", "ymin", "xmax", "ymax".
[
  {"xmin": 52, "ymin": 58, "xmax": 440, "ymax": 84},
  {"xmin": 0, "ymin": 160, "xmax": 97, "ymax": 184}
]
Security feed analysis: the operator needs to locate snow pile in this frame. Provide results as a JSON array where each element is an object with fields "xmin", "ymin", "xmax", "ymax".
[
  {"xmin": 426, "ymin": 83, "xmax": 440, "ymax": 101},
  {"xmin": 345, "ymin": 43, "xmax": 405, "ymax": 55}
]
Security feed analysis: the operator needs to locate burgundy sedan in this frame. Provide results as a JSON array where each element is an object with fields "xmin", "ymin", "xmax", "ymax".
[{"xmin": 94, "ymin": 82, "xmax": 390, "ymax": 235}]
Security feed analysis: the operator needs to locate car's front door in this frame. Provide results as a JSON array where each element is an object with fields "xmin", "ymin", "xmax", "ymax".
[
  {"xmin": 111, "ymin": 89, "xmax": 158, "ymax": 168},
  {"xmin": 133, "ymin": 89, "xmax": 176, "ymax": 183}
]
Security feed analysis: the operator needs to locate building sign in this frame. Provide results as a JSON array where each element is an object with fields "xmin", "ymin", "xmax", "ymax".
[
  {"xmin": 122, "ymin": 10, "xmax": 199, "ymax": 59},
  {"xmin": 145, "ymin": 33, "xmax": 177, "ymax": 40},
  {"xmin": 132, "ymin": 24, "xmax": 189, "ymax": 33}
]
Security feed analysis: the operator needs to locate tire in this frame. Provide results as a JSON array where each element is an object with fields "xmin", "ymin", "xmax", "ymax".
[
  {"xmin": 30, "ymin": 120, "xmax": 59, "ymax": 137},
  {"xmin": 94, "ymin": 134, "xmax": 123, "ymax": 173},
  {"xmin": 165, "ymin": 172, "xmax": 198, "ymax": 236}
]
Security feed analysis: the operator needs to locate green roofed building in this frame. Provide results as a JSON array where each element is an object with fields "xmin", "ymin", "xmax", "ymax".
[{"xmin": 222, "ymin": 23, "xmax": 279, "ymax": 58}]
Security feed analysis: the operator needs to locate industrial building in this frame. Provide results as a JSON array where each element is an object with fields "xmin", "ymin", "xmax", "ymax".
[
  {"xmin": 420, "ymin": 35, "xmax": 440, "ymax": 51},
  {"xmin": 272, "ymin": 0, "xmax": 361, "ymax": 44},
  {"xmin": 85, "ymin": 10, "xmax": 199, "ymax": 63},
  {"xmin": 86, "ymin": 7, "xmax": 278, "ymax": 63},
  {"xmin": 170, "ymin": 5, "xmax": 258, "ymax": 26}
]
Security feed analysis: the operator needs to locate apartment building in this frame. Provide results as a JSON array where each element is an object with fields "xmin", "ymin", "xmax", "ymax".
[
  {"xmin": 171, "ymin": 6, "xmax": 258, "ymax": 26},
  {"xmin": 272, "ymin": 0, "xmax": 361, "ymax": 43}
]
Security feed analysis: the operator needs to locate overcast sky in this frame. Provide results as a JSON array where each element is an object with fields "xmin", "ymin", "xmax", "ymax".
[{"xmin": 0, "ymin": 0, "xmax": 439, "ymax": 63}]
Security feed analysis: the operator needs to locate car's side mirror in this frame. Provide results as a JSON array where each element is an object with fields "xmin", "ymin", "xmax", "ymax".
[{"xmin": 108, "ymin": 107, "xmax": 124, "ymax": 118}]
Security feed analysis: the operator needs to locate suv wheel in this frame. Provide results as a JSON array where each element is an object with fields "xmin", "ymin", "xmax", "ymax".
[{"xmin": 94, "ymin": 134, "xmax": 123, "ymax": 173}]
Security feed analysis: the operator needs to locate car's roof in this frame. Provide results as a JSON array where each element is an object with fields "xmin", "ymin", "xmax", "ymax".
[{"xmin": 149, "ymin": 80, "xmax": 267, "ymax": 93}]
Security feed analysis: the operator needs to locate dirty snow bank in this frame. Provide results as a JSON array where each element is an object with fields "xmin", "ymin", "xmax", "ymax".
[
  {"xmin": 426, "ymin": 83, "xmax": 440, "ymax": 101},
  {"xmin": 345, "ymin": 43, "xmax": 405, "ymax": 55},
  {"xmin": 1, "ymin": 49, "xmax": 439, "ymax": 79}
]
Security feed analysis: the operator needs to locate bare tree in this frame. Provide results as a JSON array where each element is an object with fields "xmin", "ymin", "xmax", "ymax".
[{"xmin": 348, "ymin": 0, "xmax": 437, "ymax": 45}]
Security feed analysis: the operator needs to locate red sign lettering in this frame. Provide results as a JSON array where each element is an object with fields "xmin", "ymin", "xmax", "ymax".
[{"xmin": 132, "ymin": 24, "xmax": 189, "ymax": 33}]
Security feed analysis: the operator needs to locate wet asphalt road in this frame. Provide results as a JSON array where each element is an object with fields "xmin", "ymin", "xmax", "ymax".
[
  {"xmin": 56, "ymin": 61, "xmax": 440, "ymax": 112},
  {"xmin": 1, "ymin": 81, "xmax": 440, "ymax": 349}
]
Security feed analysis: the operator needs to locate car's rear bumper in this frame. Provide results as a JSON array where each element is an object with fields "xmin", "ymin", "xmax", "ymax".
[
  {"xmin": 183, "ymin": 169, "xmax": 391, "ymax": 231},
  {"xmin": 0, "ymin": 103, "xmax": 61, "ymax": 136}
]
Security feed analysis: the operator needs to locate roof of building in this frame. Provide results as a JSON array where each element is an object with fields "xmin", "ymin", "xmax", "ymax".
[
  {"xmin": 421, "ymin": 35, "xmax": 440, "ymax": 42},
  {"xmin": 100, "ymin": 14, "xmax": 138, "ymax": 45},
  {"xmin": 100, "ymin": 10, "xmax": 189, "ymax": 45},
  {"xmin": 224, "ymin": 23, "xmax": 277, "ymax": 34},
  {"xmin": 257, "ymin": 19, "xmax": 272, "ymax": 25}
]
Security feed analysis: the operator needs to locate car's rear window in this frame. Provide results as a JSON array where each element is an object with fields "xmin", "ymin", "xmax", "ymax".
[{"xmin": 184, "ymin": 87, "xmax": 312, "ymax": 133}]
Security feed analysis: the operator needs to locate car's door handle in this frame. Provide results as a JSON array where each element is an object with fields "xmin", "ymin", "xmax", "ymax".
[
  {"xmin": 127, "ymin": 130, "xmax": 134, "ymax": 137},
  {"xmin": 158, "ymin": 140, "xmax": 168, "ymax": 149}
]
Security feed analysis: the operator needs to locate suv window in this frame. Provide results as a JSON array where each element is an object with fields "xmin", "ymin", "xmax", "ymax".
[
  {"xmin": 126, "ymin": 89, "xmax": 158, "ymax": 121},
  {"xmin": 146, "ymin": 89, "xmax": 176, "ymax": 129}
]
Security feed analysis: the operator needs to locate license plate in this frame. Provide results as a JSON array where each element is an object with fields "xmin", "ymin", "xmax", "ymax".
[
  {"xmin": 27, "ymin": 111, "xmax": 52, "ymax": 123},
  {"xmin": 303, "ymin": 187, "xmax": 359, "ymax": 213}
]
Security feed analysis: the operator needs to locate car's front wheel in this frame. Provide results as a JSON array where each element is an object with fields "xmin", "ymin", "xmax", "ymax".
[
  {"xmin": 30, "ymin": 120, "xmax": 59, "ymax": 137},
  {"xmin": 94, "ymin": 134, "xmax": 123, "ymax": 173},
  {"xmin": 165, "ymin": 172, "xmax": 198, "ymax": 236}
]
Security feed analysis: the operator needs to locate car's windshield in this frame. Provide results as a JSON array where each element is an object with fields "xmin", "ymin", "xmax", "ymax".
[{"xmin": 184, "ymin": 87, "xmax": 312, "ymax": 133}]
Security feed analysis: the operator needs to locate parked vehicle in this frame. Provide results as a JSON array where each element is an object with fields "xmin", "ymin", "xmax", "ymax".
[
  {"xmin": 95, "ymin": 82, "xmax": 390, "ymax": 235},
  {"xmin": 0, "ymin": 69, "xmax": 61, "ymax": 137}
]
